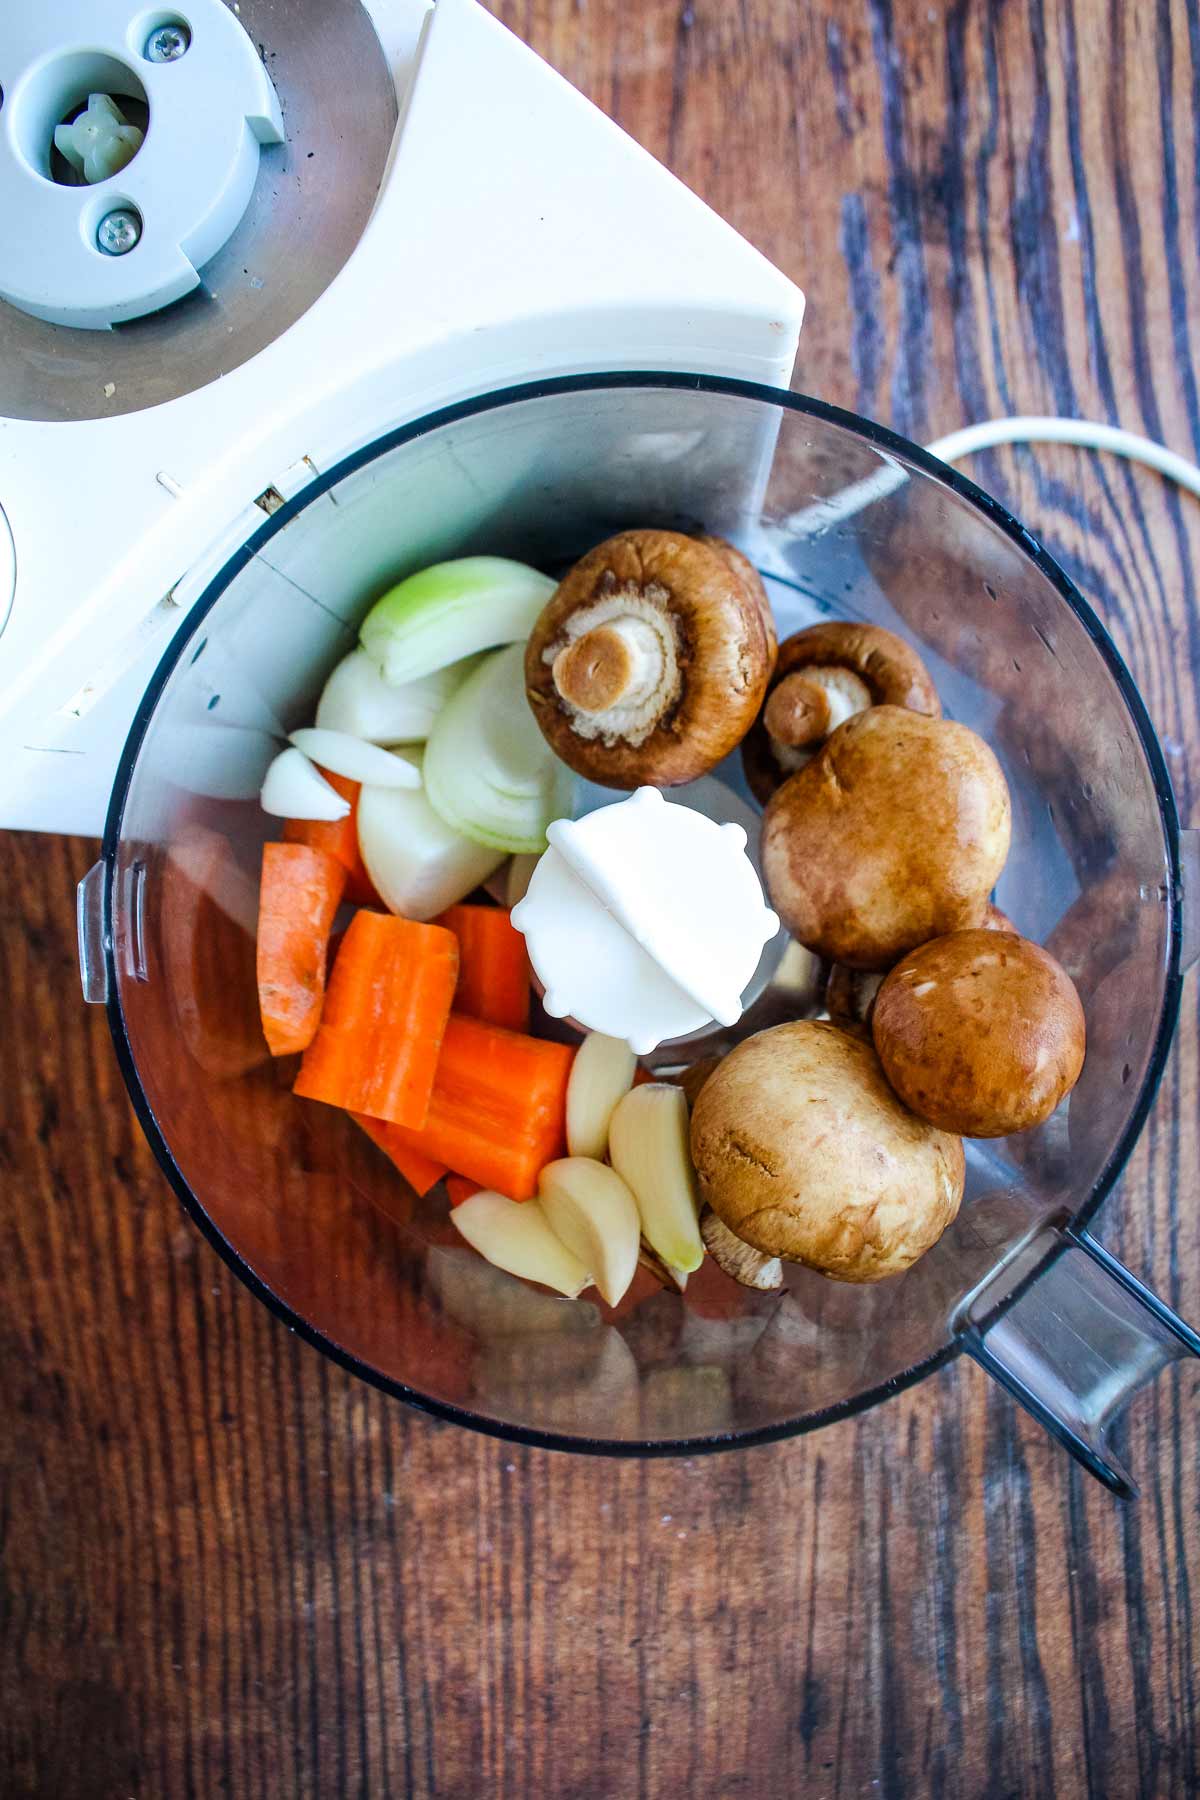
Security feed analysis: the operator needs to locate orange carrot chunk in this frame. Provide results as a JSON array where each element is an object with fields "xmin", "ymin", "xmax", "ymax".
[
  {"xmin": 446, "ymin": 1175, "xmax": 482, "ymax": 1208},
  {"xmin": 284, "ymin": 767, "xmax": 381, "ymax": 905},
  {"xmin": 256, "ymin": 842, "xmax": 347, "ymax": 1056},
  {"xmin": 354, "ymin": 1113, "xmax": 448, "ymax": 1196},
  {"xmin": 435, "ymin": 903, "xmax": 530, "ymax": 1032},
  {"xmin": 294, "ymin": 912, "xmax": 459, "ymax": 1129},
  {"xmin": 380, "ymin": 1015, "xmax": 574, "ymax": 1200}
]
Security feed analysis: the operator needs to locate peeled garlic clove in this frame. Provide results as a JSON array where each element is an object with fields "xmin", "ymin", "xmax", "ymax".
[
  {"xmin": 289, "ymin": 727, "xmax": 422, "ymax": 789},
  {"xmin": 637, "ymin": 1240, "xmax": 689, "ymax": 1294},
  {"xmin": 315, "ymin": 649, "xmax": 471, "ymax": 743},
  {"xmin": 451, "ymin": 1190, "xmax": 591, "ymax": 1298},
  {"xmin": 608, "ymin": 1083, "xmax": 704, "ymax": 1275},
  {"xmin": 260, "ymin": 747, "xmax": 351, "ymax": 820},
  {"xmin": 538, "ymin": 1158, "xmax": 641, "ymax": 1308},
  {"xmin": 700, "ymin": 1206, "xmax": 784, "ymax": 1291},
  {"xmin": 566, "ymin": 1032, "xmax": 637, "ymax": 1159}
]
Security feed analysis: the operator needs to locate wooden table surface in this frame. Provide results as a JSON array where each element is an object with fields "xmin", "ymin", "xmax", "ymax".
[{"xmin": 3, "ymin": 3, "xmax": 1199, "ymax": 1795}]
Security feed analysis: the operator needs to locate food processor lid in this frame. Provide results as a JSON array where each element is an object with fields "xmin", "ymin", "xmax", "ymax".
[{"xmin": 0, "ymin": 0, "xmax": 805, "ymax": 837}]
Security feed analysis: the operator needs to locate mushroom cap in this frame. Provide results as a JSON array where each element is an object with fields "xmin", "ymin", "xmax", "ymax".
[
  {"xmin": 743, "ymin": 620, "xmax": 941, "ymax": 803},
  {"xmin": 761, "ymin": 707, "xmax": 1012, "ymax": 970},
  {"xmin": 690, "ymin": 1020, "xmax": 964, "ymax": 1282},
  {"xmin": 525, "ymin": 529, "xmax": 772, "ymax": 788},
  {"xmin": 872, "ymin": 929, "xmax": 1086, "ymax": 1137},
  {"xmin": 697, "ymin": 533, "xmax": 778, "ymax": 662}
]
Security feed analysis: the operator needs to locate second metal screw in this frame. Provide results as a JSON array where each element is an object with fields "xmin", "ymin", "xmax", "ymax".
[
  {"xmin": 97, "ymin": 208, "xmax": 142, "ymax": 255},
  {"xmin": 145, "ymin": 22, "xmax": 191, "ymax": 63}
]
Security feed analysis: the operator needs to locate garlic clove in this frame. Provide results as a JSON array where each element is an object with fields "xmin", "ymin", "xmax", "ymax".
[
  {"xmin": 451, "ymin": 1190, "xmax": 592, "ymax": 1298},
  {"xmin": 566, "ymin": 1032, "xmax": 637, "ymax": 1159},
  {"xmin": 538, "ymin": 1158, "xmax": 641, "ymax": 1308},
  {"xmin": 637, "ymin": 1240, "xmax": 690, "ymax": 1293},
  {"xmin": 260, "ymin": 747, "xmax": 351, "ymax": 820},
  {"xmin": 608, "ymin": 1082, "xmax": 704, "ymax": 1274}
]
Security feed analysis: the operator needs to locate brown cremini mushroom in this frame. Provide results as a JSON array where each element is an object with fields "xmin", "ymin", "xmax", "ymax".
[
  {"xmin": 872, "ymin": 928, "xmax": 1086, "ymax": 1137},
  {"xmin": 761, "ymin": 707, "xmax": 1012, "ymax": 970},
  {"xmin": 697, "ymin": 533, "xmax": 778, "ymax": 661},
  {"xmin": 690, "ymin": 1021, "xmax": 964, "ymax": 1282},
  {"xmin": 743, "ymin": 620, "xmax": 941, "ymax": 803},
  {"xmin": 699, "ymin": 1206, "xmax": 785, "ymax": 1290},
  {"xmin": 524, "ymin": 529, "xmax": 773, "ymax": 788},
  {"xmin": 824, "ymin": 902, "xmax": 1011, "ymax": 1030}
]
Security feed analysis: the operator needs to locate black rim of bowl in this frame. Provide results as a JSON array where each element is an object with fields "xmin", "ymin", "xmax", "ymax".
[{"xmin": 100, "ymin": 372, "xmax": 1186, "ymax": 1457}]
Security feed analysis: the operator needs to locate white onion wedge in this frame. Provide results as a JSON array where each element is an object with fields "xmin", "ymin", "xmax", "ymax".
[
  {"xmin": 357, "ymin": 756, "xmax": 504, "ymax": 920},
  {"xmin": 537, "ymin": 1158, "xmax": 640, "ymax": 1307},
  {"xmin": 359, "ymin": 557, "xmax": 557, "ymax": 686},
  {"xmin": 315, "ymin": 648, "xmax": 473, "ymax": 743},
  {"xmin": 260, "ymin": 747, "xmax": 351, "ymax": 820},
  {"xmin": 423, "ymin": 644, "xmax": 574, "ymax": 854},
  {"xmin": 608, "ymin": 1083, "xmax": 705, "ymax": 1275},
  {"xmin": 289, "ymin": 727, "xmax": 421, "ymax": 789},
  {"xmin": 566, "ymin": 1033, "xmax": 637, "ymax": 1160},
  {"xmin": 452, "ymin": 1190, "xmax": 592, "ymax": 1297}
]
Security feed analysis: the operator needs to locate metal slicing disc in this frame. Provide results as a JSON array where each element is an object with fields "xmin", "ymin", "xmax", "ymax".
[{"xmin": 0, "ymin": 0, "xmax": 398, "ymax": 423}]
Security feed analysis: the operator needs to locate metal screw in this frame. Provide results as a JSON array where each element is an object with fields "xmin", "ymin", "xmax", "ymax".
[
  {"xmin": 145, "ymin": 22, "xmax": 191, "ymax": 62},
  {"xmin": 97, "ymin": 209, "xmax": 141, "ymax": 255}
]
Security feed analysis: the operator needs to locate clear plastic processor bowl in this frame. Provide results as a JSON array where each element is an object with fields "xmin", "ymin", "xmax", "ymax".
[{"xmin": 79, "ymin": 376, "xmax": 1200, "ymax": 1496}]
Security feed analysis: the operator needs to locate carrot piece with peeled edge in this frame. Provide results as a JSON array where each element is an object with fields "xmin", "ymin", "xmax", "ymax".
[
  {"xmin": 294, "ymin": 912, "xmax": 458, "ymax": 1128},
  {"xmin": 354, "ymin": 1113, "xmax": 448, "ymax": 1196},
  {"xmin": 380, "ymin": 1015, "xmax": 574, "ymax": 1200},
  {"xmin": 435, "ymin": 903, "xmax": 530, "ymax": 1031},
  {"xmin": 284, "ymin": 767, "xmax": 381, "ymax": 905},
  {"xmin": 256, "ymin": 842, "xmax": 347, "ymax": 1056}
]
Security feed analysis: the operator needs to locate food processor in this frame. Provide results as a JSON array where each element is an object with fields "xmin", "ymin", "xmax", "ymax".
[
  {"xmin": 5, "ymin": 8, "xmax": 1197, "ymax": 1496},
  {"xmin": 0, "ymin": 0, "xmax": 803, "ymax": 833}
]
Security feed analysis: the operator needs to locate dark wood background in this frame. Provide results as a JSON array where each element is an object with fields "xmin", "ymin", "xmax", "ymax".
[{"xmin": 3, "ymin": 2, "xmax": 1199, "ymax": 1794}]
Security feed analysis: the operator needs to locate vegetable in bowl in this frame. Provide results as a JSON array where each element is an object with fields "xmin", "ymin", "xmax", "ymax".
[{"xmin": 248, "ymin": 534, "xmax": 1085, "ymax": 1324}]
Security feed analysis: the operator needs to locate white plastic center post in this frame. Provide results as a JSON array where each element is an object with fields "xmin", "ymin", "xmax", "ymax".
[
  {"xmin": 0, "ymin": 0, "xmax": 284, "ymax": 328},
  {"xmin": 54, "ymin": 92, "xmax": 144, "ymax": 184},
  {"xmin": 511, "ymin": 786, "xmax": 780, "ymax": 1055}
]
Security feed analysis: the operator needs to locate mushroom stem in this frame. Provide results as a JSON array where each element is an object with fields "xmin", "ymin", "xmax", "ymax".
[
  {"xmin": 765, "ymin": 666, "xmax": 873, "ymax": 752},
  {"xmin": 552, "ymin": 616, "xmax": 666, "ymax": 715},
  {"xmin": 699, "ymin": 1206, "xmax": 785, "ymax": 1290}
]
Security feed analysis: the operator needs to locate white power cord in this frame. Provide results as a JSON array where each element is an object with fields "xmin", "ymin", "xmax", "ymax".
[
  {"xmin": 927, "ymin": 415, "xmax": 1200, "ymax": 502},
  {"xmin": 785, "ymin": 414, "xmax": 1200, "ymax": 538}
]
